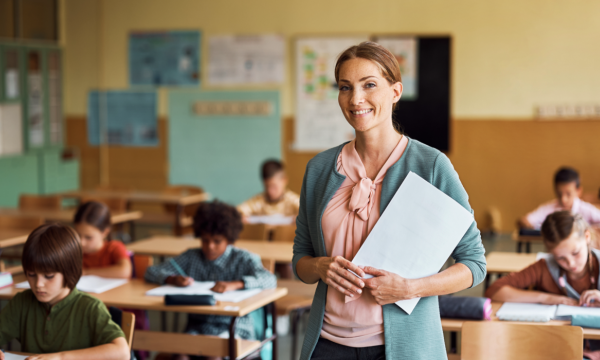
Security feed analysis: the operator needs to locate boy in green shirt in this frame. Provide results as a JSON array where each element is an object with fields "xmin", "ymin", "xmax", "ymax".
[{"xmin": 0, "ymin": 223, "xmax": 129, "ymax": 360}]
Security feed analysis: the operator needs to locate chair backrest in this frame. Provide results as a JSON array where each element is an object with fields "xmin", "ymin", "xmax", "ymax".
[
  {"xmin": 80, "ymin": 197, "xmax": 128, "ymax": 212},
  {"xmin": 261, "ymin": 258, "xmax": 276, "ymax": 274},
  {"xmin": 0, "ymin": 215, "xmax": 45, "ymax": 230},
  {"xmin": 131, "ymin": 254, "xmax": 154, "ymax": 279},
  {"xmin": 162, "ymin": 185, "xmax": 204, "ymax": 215},
  {"xmin": 19, "ymin": 194, "xmax": 62, "ymax": 210},
  {"xmin": 461, "ymin": 321, "xmax": 583, "ymax": 360},
  {"xmin": 108, "ymin": 306, "xmax": 136, "ymax": 349},
  {"xmin": 239, "ymin": 223, "xmax": 269, "ymax": 241},
  {"xmin": 271, "ymin": 224, "xmax": 296, "ymax": 242}
]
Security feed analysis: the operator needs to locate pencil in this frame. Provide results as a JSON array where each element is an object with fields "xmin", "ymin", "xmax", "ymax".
[{"xmin": 169, "ymin": 258, "xmax": 188, "ymax": 277}]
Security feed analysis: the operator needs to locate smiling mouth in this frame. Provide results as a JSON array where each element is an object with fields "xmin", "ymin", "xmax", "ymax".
[{"xmin": 351, "ymin": 109, "xmax": 373, "ymax": 115}]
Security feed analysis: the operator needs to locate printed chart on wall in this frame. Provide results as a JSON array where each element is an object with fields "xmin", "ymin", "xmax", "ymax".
[
  {"xmin": 87, "ymin": 91, "xmax": 158, "ymax": 146},
  {"xmin": 375, "ymin": 37, "xmax": 418, "ymax": 100},
  {"xmin": 208, "ymin": 34, "xmax": 285, "ymax": 85},
  {"xmin": 295, "ymin": 36, "xmax": 367, "ymax": 151},
  {"xmin": 129, "ymin": 31, "xmax": 200, "ymax": 86}
]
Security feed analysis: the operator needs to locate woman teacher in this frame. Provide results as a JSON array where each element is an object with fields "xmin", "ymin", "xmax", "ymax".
[{"xmin": 293, "ymin": 42, "xmax": 487, "ymax": 360}]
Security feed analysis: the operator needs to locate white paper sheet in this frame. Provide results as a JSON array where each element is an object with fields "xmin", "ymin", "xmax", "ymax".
[
  {"xmin": 556, "ymin": 304, "xmax": 600, "ymax": 317},
  {"xmin": 246, "ymin": 215, "xmax": 294, "ymax": 226},
  {"xmin": 496, "ymin": 302, "xmax": 558, "ymax": 322},
  {"xmin": 4, "ymin": 353, "xmax": 28, "ymax": 360},
  {"xmin": 350, "ymin": 172, "xmax": 474, "ymax": 315},
  {"xmin": 146, "ymin": 281, "xmax": 262, "ymax": 303},
  {"xmin": 16, "ymin": 275, "xmax": 127, "ymax": 294}
]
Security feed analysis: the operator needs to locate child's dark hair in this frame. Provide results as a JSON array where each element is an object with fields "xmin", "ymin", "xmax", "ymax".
[
  {"xmin": 193, "ymin": 200, "xmax": 243, "ymax": 243},
  {"xmin": 541, "ymin": 211, "xmax": 588, "ymax": 249},
  {"xmin": 261, "ymin": 159, "xmax": 284, "ymax": 181},
  {"xmin": 554, "ymin": 167, "xmax": 580, "ymax": 188},
  {"xmin": 22, "ymin": 223, "xmax": 83, "ymax": 290},
  {"xmin": 73, "ymin": 201, "xmax": 112, "ymax": 239}
]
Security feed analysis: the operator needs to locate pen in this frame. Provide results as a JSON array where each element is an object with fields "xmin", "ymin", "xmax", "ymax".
[{"xmin": 169, "ymin": 258, "xmax": 188, "ymax": 277}]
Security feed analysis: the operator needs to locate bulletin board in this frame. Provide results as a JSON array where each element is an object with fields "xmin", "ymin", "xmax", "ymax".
[{"xmin": 168, "ymin": 90, "xmax": 281, "ymax": 205}]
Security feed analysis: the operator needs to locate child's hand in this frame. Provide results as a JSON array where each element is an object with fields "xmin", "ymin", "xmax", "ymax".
[
  {"xmin": 166, "ymin": 275, "xmax": 194, "ymax": 287},
  {"xmin": 580, "ymin": 290, "xmax": 600, "ymax": 307},
  {"xmin": 211, "ymin": 281, "xmax": 244, "ymax": 293},
  {"xmin": 0, "ymin": 350, "xmax": 4, "ymax": 360},
  {"xmin": 546, "ymin": 294, "xmax": 578, "ymax": 306},
  {"xmin": 26, "ymin": 353, "xmax": 62, "ymax": 360}
]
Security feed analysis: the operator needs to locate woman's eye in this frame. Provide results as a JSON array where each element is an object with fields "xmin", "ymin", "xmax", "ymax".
[
  {"xmin": 365, "ymin": 82, "xmax": 376, "ymax": 88},
  {"xmin": 339, "ymin": 86, "xmax": 350, "ymax": 91}
]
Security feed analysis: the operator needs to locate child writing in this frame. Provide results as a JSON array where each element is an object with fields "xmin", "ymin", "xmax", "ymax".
[
  {"xmin": 0, "ymin": 223, "xmax": 129, "ymax": 360},
  {"xmin": 73, "ymin": 201, "xmax": 131, "ymax": 279},
  {"xmin": 237, "ymin": 159, "xmax": 300, "ymax": 222},
  {"xmin": 487, "ymin": 211, "xmax": 600, "ymax": 359},
  {"xmin": 519, "ymin": 167, "xmax": 600, "ymax": 230},
  {"xmin": 145, "ymin": 200, "xmax": 276, "ymax": 360}
]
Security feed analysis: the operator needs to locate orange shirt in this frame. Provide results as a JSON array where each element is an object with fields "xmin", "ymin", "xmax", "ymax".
[
  {"xmin": 485, "ymin": 256, "xmax": 599, "ymax": 298},
  {"xmin": 83, "ymin": 240, "xmax": 130, "ymax": 269}
]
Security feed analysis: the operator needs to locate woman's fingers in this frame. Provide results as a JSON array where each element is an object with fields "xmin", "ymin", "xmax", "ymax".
[{"xmin": 334, "ymin": 256, "xmax": 365, "ymax": 277}]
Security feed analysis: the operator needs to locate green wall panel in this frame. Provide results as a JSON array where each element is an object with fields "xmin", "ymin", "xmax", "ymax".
[
  {"xmin": 168, "ymin": 90, "xmax": 281, "ymax": 205},
  {"xmin": 0, "ymin": 153, "xmax": 39, "ymax": 206},
  {"xmin": 38, "ymin": 149, "xmax": 80, "ymax": 194}
]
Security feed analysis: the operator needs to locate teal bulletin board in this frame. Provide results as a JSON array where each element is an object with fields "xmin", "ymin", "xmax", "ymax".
[{"xmin": 168, "ymin": 90, "xmax": 281, "ymax": 206}]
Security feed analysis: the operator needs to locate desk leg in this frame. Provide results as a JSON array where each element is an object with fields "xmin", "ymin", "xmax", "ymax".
[
  {"xmin": 271, "ymin": 302, "xmax": 278, "ymax": 360},
  {"xmin": 484, "ymin": 274, "xmax": 491, "ymax": 290},
  {"xmin": 526, "ymin": 242, "xmax": 531, "ymax": 253},
  {"xmin": 174, "ymin": 204, "xmax": 184, "ymax": 236},
  {"xmin": 229, "ymin": 316, "xmax": 240, "ymax": 359},
  {"xmin": 517, "ymin": 241, "xmax": 522, "ymax": 253},
  {"xmin": 129, "ymin": 220, "xmax": 136, "ymax": 242},
  {"xmin": 450, "ymin": 331, "xmax": 457, "ymax": 353}
]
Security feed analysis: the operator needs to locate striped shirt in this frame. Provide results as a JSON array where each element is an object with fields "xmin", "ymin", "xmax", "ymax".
[{"xmin": 145, "ymin": 245, "xmax": 276, "ymax": 339}]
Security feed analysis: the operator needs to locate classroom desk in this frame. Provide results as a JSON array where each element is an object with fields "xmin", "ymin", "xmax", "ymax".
[
  {"xmin": 0, "ymin": 229, "xmax": 29, "ymax": 249},
  {"xmin": 56, "ymin": 190, "xmax": 210, "ymax": 235},
  {"xmin": 484, "ymin": 251, "xmax": 538, "ymax": 289},
  {"xmin": 0, "ymin": 279, "xmax": 287, "ymax": 360},
  {"xmin": 127, "ymin": 236, "xmax": 294, "ymax": 263},
  {"xmin": 513, "ymin": 233, "xmax": 543, "ymax": 253}
]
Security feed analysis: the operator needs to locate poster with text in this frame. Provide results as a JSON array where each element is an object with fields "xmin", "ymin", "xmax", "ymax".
[
  {"xmin": 129, "ymin": 31, "xmax": 200, "ymax": 86},
  {"xmin": 208, "ymin": 34, "xmax": 285, "ymax": 85},
  {"xmin": 375, "ymin": 37, "xmax": 418, "ymax": 100},
  {"xmin": 294, "ymin": 36, "xmax": 368, "ymax": 151}
]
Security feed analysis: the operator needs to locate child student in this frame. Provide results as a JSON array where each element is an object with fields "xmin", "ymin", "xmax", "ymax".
[
  {"xmin": 519, "ymin": 167, "xmax": 600, "ymax": 230},
  {"xmin": 145, "ymin": 201, "xmax": 276, "ymax": 357},
  {"xmin": 486, "ymin": 211, "xmax": 600, "ymax": 359},
  {"xmin": 0, "ymin": 224, "xmax": 129, "ymax": 360},
  {"xmin": 73, "ymin": 201, "xmax": 131, "ymax": 279},
  {"xmin": 237, "ymin": 159, "xmax": 300, "ymax": 222}
]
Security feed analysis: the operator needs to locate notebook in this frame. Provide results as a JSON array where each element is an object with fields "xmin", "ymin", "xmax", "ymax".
[
  {"xmin": 146, "ymin": 281, "xmax": 262, "ymax": 303},
  {"xmin": 0, "ymin": 272, "xmax": 13, "ymax": 289},
  {"xmin": 496, "ymin": 302, "xmax": 558, "ymax": 322},
  {"xmin": 16, "ymin": 275, "xmax": 128, "ymax": 294},
  {"xmin": 556, "ymin": 304, "xmax": 600, "ymax": 317},
  {"xmin": 4, "ymin": 352, "xmax": 28, "ymax": 360}
]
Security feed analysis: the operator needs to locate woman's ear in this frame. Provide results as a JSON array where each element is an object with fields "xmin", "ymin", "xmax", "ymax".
[{"xmin": 392, "ymin": 82, "xmax": 403, "ymax": 104}]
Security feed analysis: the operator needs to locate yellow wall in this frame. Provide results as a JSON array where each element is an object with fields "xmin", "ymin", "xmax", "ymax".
[{"xmin": 63, "ymin": 0, "xmax": 600, "ymax": 118}]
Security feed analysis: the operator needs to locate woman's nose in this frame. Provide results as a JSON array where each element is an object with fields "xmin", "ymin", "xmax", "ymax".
[{"xmin": 350, "ymin": 89, "xmax": 365, "ymax": 105}]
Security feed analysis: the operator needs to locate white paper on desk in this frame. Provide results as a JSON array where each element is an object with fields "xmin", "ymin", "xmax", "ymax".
[
  {"xmin": 16, "ymin": 275, "xmax": 127, "ymax": 294},
  {"xmin": 556, "ymin": 304, "xmax": 600, "ymax": 317},
  {"xmin": 246, "ymin": 215, "xmax": 294, "ymax": 226},
  {"xmin": 496, "ymin": 302, "xmax": 557, "ymax": 322},
  {"xmin": 146, "ymin": 281, "xmax": 262, "ymax": 303},
  {"xmin": 4, "ymin": 353, "xmax": 28, "ymax": 360},
  {"xmin": 350, "ymin": 172, "xmax": 474, "ymax": 315}
]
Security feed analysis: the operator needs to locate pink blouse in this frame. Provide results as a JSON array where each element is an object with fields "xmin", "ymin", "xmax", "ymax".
[{"xmin": 320, "ymin": 136, "xmax": 409, "ymax": 347}]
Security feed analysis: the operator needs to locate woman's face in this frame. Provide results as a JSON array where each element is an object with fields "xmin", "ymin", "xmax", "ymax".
[
  {"xmin": 550, "ymin": 230, "xmax": 591, "ymax": 276},
  {"xmin": 337, "ymin": 57, "xmax": 402, "ymax": 133}
]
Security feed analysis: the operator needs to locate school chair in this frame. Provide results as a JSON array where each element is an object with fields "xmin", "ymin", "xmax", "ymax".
[
  {"xmin": 18, "ymin": 194, "xmax": 62, "ymax": 210},
  {"xmin": 271, "ymin": 224, "xmax": 296, "ymax": 242},
  {"xmin": 261, "ymin": 258, "xmax": 276, "ymax": 274},
  {"xmin": 162, "ymin": 185, "xmax": 205, "ymax": 236},
  {"xmin": 239, "ymin": 223, "xmax": 269, "ymax": 241},
  {"xmin": 95, "ymin": 184, "xmax": 134, "ymax": 192},
  {"xmin": 80, "ymin": 196, "xmax": 128, "ymax": 212},
  {"xmin": 108, "ymin": 307, "xmax": 136, "ymax": 359},
  {"xmin": 461, "ymin": 321, "xmax": 583, "ymax": 360},
  {"xmin": 0, "ymin": 215, "xmax": 44, "ymax": 272}
]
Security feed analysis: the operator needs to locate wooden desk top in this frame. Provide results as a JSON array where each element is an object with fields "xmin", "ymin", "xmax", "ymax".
[
  {"xmin": 57, "ymin": 190, "xmax": 209, "ymax": 206},
  {"xmin": 0, "ymin": 229, "xmax": 29, "ymax": 249},
  {"xmin": 0, "ymin": 278, "xmax": 287, "ymax": 317},
  {"xmin": 127, "ymin": 236, "xmax": 293, "ymax": 263},
  {"xmin": 0, "ymin": 208, "xmax": 142, "ymax": 225},
  {"xmin": 277, "ymin": 279, "xmax": 317, "ymax": 297},
  {"xmin": 440, "ymin": 302, "xmax": 600, "ymax": 340},
  {"xmin": 486, "ymin": 251, "xmax": 538, "ymax": 274}
]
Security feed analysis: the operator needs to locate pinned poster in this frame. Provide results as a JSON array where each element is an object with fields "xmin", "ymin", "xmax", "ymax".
[
  {"xmin": 375, "ymin": 37, "xmax": 418, "ymax": 100},
  {"xmin": 129, "ymin": 31, "xmax": 200, "ymax": 86},
  {"xmin": 207, "ymin": 34, "xmax": 285, "ymax": 85}
]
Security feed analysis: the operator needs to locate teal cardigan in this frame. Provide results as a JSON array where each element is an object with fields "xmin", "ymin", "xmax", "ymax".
[{"xmin": 292, "ymin": 138, "xmax": 487, "ymax": 360}]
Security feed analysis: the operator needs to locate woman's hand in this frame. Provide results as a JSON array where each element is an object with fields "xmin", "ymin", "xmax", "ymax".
[
  {"xmin": 363, "ymin": 267, "xmax": 414, "ymax": 305},
  {"xmin": 543, "ymin": 293, "xmax": 578, "ymax": 306},
  {"xmin": 316, "ymin": 256, "xmax": 365, "ymax": 297},
  {"xmin": 166, "ymin": 275, "xmax": 194, "ymax": 287},
  {"xmin": 211, "ymin": 281, "xmax": 244, "ymax": 293},
  {"xmin": 580, "ymin": 290, "xmax": 600, "ymax": 307}
]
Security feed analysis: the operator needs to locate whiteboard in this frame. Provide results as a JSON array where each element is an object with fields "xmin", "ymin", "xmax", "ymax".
[
  {"xmin": 294, "ymin": 36, "xmax": 368, "ymax": 151},
  {"xmin": 208, "ymin": 34, "xmax": 285, "ymax": 85}
]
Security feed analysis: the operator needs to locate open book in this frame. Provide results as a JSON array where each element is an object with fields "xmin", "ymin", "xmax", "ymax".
[{"xmin": 16, "ymin": 275, "xmax": 127, "ymax": 294}]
